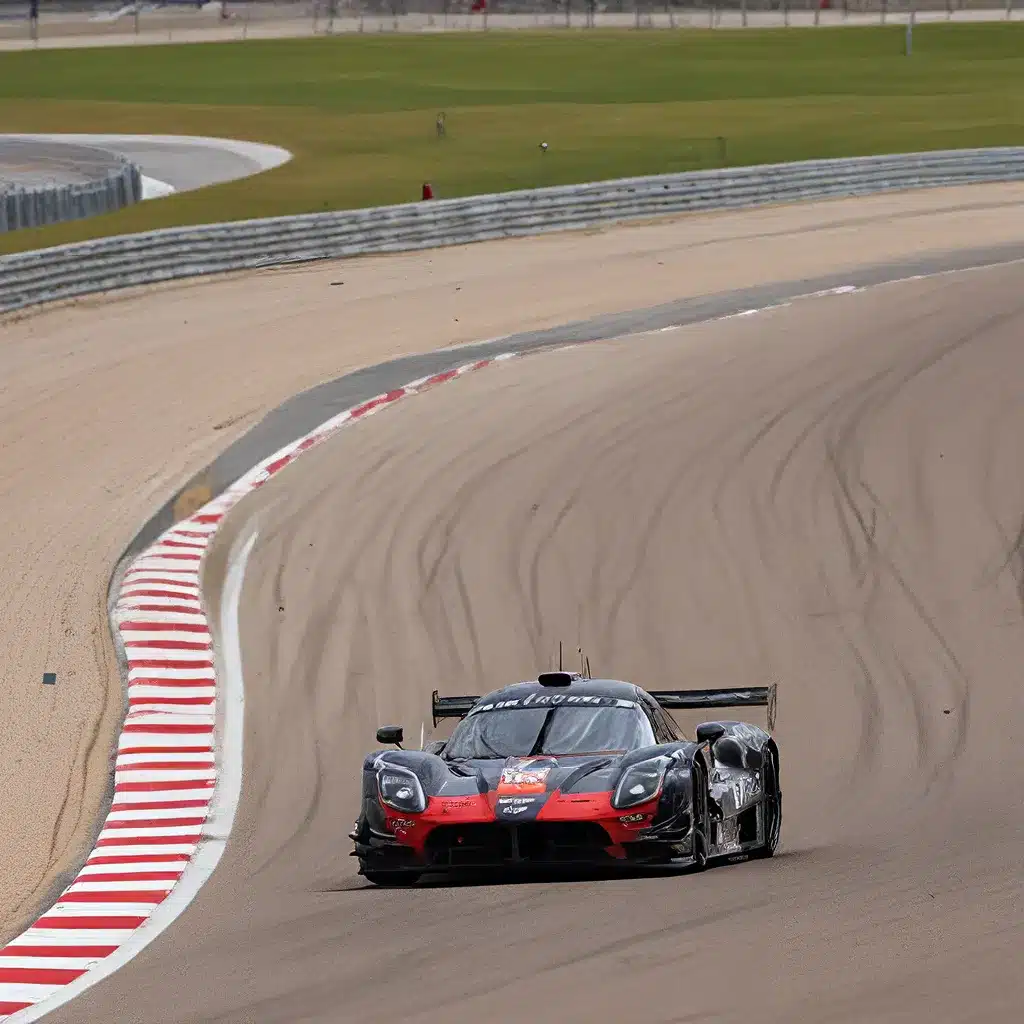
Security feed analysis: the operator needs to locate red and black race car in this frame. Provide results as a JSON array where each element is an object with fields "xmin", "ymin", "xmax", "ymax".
[{"xmin": 350, "ymin": 671, "xmax": 780, "ymax": 885}]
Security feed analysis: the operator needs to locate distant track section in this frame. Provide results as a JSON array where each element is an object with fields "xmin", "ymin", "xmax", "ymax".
[{"xmin": 0, "ymin": 137, "xmax": 141, "ymax": 232}]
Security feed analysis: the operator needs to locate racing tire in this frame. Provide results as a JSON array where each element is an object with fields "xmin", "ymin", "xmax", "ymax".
[
  {"xmin": 750, "ymin": 747, "xmax": 781, "ymax": 860},
  {"xmin": 362, "ymin": 870, "xmax": 421, "ymax": 887},
  {"xmin": 689, "ymin": 761, "xmax": 710, "ymax": 872}
]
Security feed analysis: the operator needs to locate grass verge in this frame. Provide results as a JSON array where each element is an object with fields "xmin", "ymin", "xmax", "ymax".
[{"xmin": 1, "ymin": 23, "xmax": 1023, "ymax": 254}]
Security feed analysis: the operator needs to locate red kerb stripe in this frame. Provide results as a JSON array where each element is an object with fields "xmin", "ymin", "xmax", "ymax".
[
  {"xmin": 127, "ymin": 681, "xmax": 213, "ymax": 693},
  {"xmin": 104, "ymin": 816, "xmax": 206, "ymax": 830},
  {"xmin": 114, "ymin": 778, "xmax": 213, "ymax": 792},
  {"xmin": 96, "ymin": 834, "xmax": 200, "ymax": 847},
  {"xmin": 120, "ymin": 622, "xmax": 209, "ymax": 633},
  {"xmin": 124, "ymin": 660, "xmax": 214, "ymax": 671},
  {"xmin": 115, "ymin": 761, "xmax": 214, "ymax": 771},
  {"xmin": 0, "ymin": 945, "xmax": 117, "ymax": 958},
  {"xmin": 123, "ymin": 641, "xmax": 211, "ymax": 652},
  {"xmin": 33, "ymin": 915, "xmax": 147, "ymax": 929},
  {"xmin": 128, "ymin": 696, "xmax": 215, "ymax": 707},
  {"xmin": 59, "ymin": 891, "xmax": 168, "ymax": 904},
  {"xmin": 87, "ymin": 853, "xmax": 191, "ymax": 865},
  {"xmin": 109, "ymin": 798, "xmax": 210, "ymax": 811},
  {"xmin": 122, "ymin": 604, "xmax": 203, "ymax": 615},
  {"xmin": 116, "ymin": 746, "xmax": 212, "ymax": 756},
  {"xmin": 121, "ymin": 723, "xmax": 214, "ymax": 734}
]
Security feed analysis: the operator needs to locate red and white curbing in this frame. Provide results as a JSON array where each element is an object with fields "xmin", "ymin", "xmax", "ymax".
[{"xmin": 0, "ymin": 354, "xmax": 515, "ymax": 1021}]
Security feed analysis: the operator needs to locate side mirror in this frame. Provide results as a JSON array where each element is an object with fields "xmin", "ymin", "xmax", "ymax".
[
  {"xmin": 424, "ymin": 739, "xmax": 446, "ymax": 755},
  {"xmin": 376, "ymin": 726, "xmax": 404, "ymax": 747},
  {"xmin": 696, "ymin": 722, "xmax": 726, "ymax": 745}
]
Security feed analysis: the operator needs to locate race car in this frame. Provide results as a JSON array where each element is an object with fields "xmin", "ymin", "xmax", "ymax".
[{"xmin": 349, "ymin": 670, "xmax": 780, "ymax": 885}]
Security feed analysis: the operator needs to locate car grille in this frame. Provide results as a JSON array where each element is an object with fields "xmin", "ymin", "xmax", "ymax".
[{"xmin": 425, "ymin": 822, "xmax": 614, "ymax": 866}]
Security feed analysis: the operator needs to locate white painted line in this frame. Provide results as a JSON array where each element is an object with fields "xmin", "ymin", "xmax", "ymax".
[{"xmin": 140, "ymin": 176, "xmax": 176, "ymax": 201}]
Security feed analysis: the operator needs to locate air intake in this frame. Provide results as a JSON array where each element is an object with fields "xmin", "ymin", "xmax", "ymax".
[{"xmin": 537, "ymin": 671, "xmax": 575, "ymax": 687}]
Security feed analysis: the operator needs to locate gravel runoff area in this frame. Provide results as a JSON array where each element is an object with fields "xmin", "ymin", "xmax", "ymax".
[
  {"xmin": 0, "ymin": 6, "xmax": 1019, "ymax": 49},
  {"xmin": 0, "ymin": 183, "xmax": 1021, "ymax": 1016}
]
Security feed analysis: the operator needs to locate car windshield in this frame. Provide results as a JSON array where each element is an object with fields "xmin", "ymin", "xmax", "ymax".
[{"xmin": 444, "ymin": 705, "xmax": 654, "ymax": 760}]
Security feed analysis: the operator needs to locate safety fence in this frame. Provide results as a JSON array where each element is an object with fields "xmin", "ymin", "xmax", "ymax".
[
  {"xmin": 1, "ymin": 147, "xmax": 1023, "ymax": 313},
  {"xmin": 0, "ymin": 0, "xmax": 1019, "ymax": 46},
  {"xmin": 0, "ymin": 137, "xmax": 143, "ymax": 232}
]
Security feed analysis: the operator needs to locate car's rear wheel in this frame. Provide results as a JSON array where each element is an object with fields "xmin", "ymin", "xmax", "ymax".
[
  {"xmin": 362, "ymin": 870, "xmax": 421, "ymax": 887},
  {"xmin": 750, "ymin": 747, "xmax": 781, "ymax": 859}
]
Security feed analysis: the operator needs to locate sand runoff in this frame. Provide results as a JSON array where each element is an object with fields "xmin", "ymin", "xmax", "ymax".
[
  {"xmin": 0, "ymin": 181, "xmax": 1021, "ymax": 953},
  {"xmin": 41, "ymin": 254, "xmax": 1024, "ymax": 1023}
]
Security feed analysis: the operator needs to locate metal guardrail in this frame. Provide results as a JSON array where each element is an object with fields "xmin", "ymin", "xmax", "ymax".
[
  {"xmin": 0, "ymin": 158, "xmax": 143, "ymax": 233},
  {"xmin": 2, "ymin": 147, "xmax": 1023, "ymax": 314}
]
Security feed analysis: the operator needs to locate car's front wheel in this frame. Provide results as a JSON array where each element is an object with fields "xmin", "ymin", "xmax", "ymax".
[{"xmin": 689, "ymin": 761, "xmax": 710, "ymax": 871}]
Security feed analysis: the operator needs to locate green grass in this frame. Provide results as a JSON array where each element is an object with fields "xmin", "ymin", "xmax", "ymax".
[{"xmin": 1, "ymin": 23, "xmax": 1023, "ymax": 254}]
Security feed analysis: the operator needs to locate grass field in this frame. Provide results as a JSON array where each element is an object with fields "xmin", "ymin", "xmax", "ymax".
[{"xmin": 1, "ymin": 23, "xmax": 1023, "ymax": 254}]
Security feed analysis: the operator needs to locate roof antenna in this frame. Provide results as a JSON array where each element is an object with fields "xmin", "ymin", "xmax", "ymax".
[
  {"xmin": 558, "ymin": 641, "xmax": 563, "ymax": 672},
  {"xmin": 584, "ymin": 655, "xmax": 591, "ymax": 678},
  {"xmin": 579, "ymin": 646, "xmax": 586, "ymax": 677}
]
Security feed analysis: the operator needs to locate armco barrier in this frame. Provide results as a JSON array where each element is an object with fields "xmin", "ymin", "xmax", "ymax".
[
  {"xmin": 2, "ymin": 148, "xmax": 1023, "ymax": 314},
  {"xmin": 0, "ymin": 159, "xmax": 143, "ymax": 234}
]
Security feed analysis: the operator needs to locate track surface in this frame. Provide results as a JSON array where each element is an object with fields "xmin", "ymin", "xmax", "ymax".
[
  {"xmin": 41, "ymin": 261, "xmax": 1024, "ymax": 1023},
  {"xmin": 0, "ymin": 134, "xmax": 292, "ymax": 193}
]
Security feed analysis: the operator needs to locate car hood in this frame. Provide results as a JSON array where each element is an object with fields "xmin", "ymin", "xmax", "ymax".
[{"xmin": 444, "ymin": 753, "xmax": 622, "ymax": 796}]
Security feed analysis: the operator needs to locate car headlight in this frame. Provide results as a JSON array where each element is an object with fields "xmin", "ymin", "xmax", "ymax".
[
  {"xmin": 612, "ymin": 755, "xmax": 671, "ymax": 810},
  {"xmin": 377, "ymin": 766, "xmax": 426, "ymax": 814}
]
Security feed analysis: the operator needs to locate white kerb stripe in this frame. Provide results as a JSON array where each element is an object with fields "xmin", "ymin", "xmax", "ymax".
[
  {"xmin": 0, "ymin": 957, "xmax": 108, "ymax": 971},
  {"xmin": 0, "ymin": 982, "xmax": 64, "ymax": 1002}
]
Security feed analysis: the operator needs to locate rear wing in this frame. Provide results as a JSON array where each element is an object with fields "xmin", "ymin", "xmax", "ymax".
[
  {"xmin": 432, "ymin": 690, "xmax": 478, "ymax": 727},
  {"xmin": 651, "ymin": 684, "xmax": 777, "ymax": 732},
  {"xmin": 432, "ymin": 683, "xmax": 777, "ymax": 731}
]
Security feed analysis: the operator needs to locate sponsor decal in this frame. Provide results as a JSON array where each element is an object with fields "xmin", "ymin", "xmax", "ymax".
[
  {"xmin": 388, "ymin": 817, "xmax": 417, "ymax": 830},
  {"xmin": 469, "ymin": 695, "xmax": 637, "ymax": 715},
  {"xmin": 497, "ymin": 756, "xmax": 554, "ymax": 794},
  {"xmin": 440, "ymin": 797, "xmax": 477, "ymax": 813},
  {"xmin": 618, "ymin": 812, "xmax": 649, "ymax": 826},
  {"xmin": 496, "ymin": 794, "xmax": 538, "ymax": 817}
]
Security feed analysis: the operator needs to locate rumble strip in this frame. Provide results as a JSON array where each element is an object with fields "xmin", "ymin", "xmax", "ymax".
[{"xmin": 0, "ymin": 355, "xmax": 515, "ymax": 1021}]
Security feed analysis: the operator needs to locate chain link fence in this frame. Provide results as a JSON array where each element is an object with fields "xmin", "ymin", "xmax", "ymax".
[{"xmin": 0, "ymin": 0, "xmax": 1018, "ymax": 46}]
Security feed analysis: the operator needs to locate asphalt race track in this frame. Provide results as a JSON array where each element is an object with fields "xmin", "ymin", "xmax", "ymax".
[{"xmin": 40, "ymin": 259, "xmax": 1024, "ymax": 1023}]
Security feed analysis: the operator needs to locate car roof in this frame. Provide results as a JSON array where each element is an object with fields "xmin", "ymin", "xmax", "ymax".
[{"xmin": 474, "ymin": 676, "xmax": 642, "ymax": 707}]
